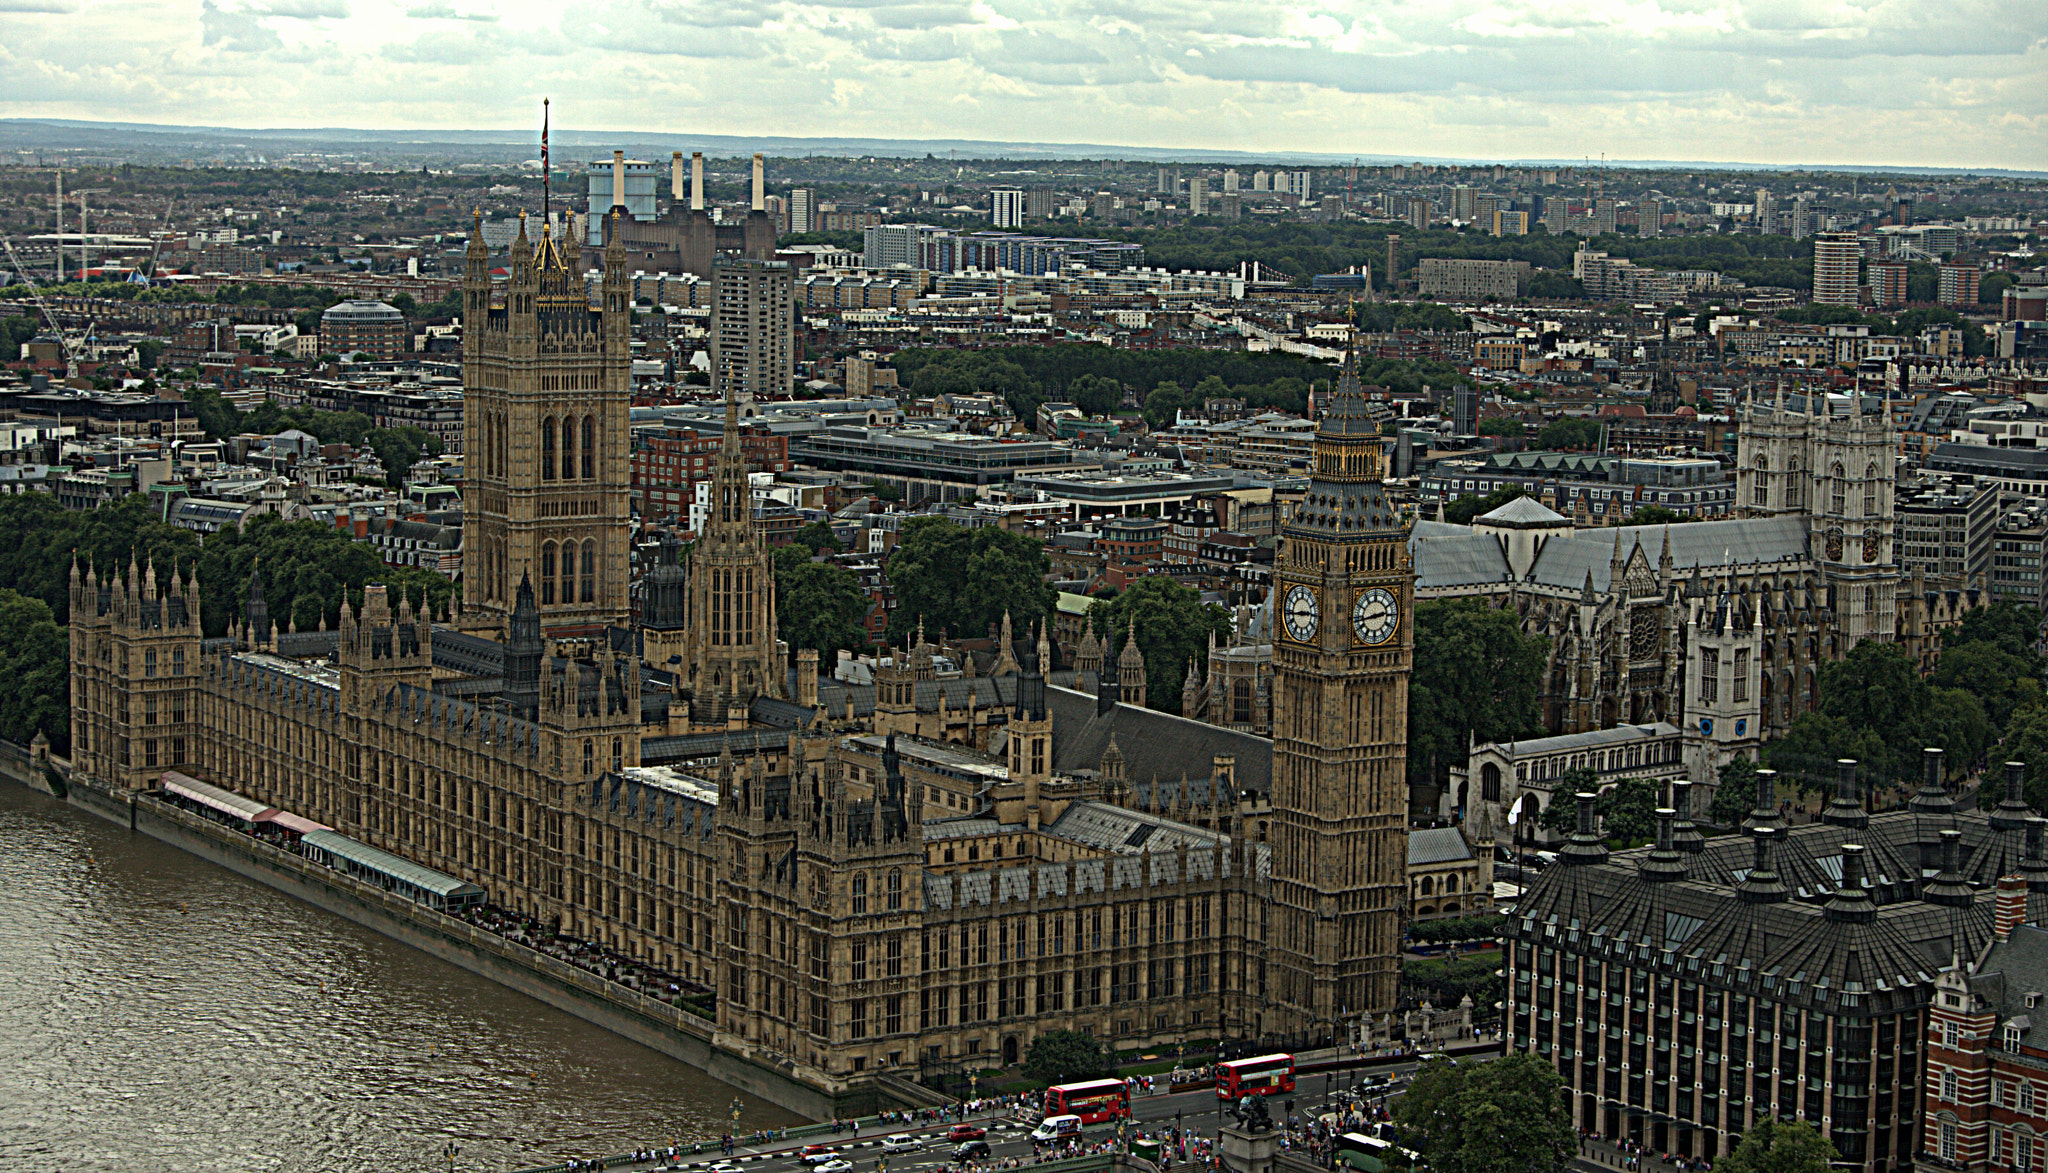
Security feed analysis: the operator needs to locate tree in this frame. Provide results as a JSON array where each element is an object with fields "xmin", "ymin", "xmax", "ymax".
[
  {"xmin": 773, "ymin": 546, "xmax": 869, "ymax": 667},
  {"xmin": 1066, "ymin": 373, "xmax": 1122, "ymax": 417},
  {"xmin": 1085, "ymin": 576, "xmax": 1232, "ymax": 716},
  {"xmin": 0, "ymin": 589, "xmax": 69, "ymax": 753},
  {"xmin": 1716, "ymin": 1119, "xmax": 1839, "ymax": 1173},
  {"xmin": 1536, "ymin": 768, "xmax": 1601, "ymax": 836},
  {"xmin": 884, "ymin": 518, "xmax": 1055, "ymax": 645},
  {"xmin": 1709, "ymin": 756, "xmax": 1763, "ymax": 828},
  {"xmin": 1392, "ymin": 1051, "xmax": 1575, "ymax": 1173},
  {"xmin": 1622, "ymin": 505, "xmax": 1693, "ymax": 527},
  {"xmin": 1527, "ymin": 271, "xmax": 1586, "ymax": 299},
  {"xmin": 1593, "ymin": 777, "xmax": 1662, "ymax": 846},
  {"xmin": 1533, "ymin": 772, "xmax": 1658, "ymax": 845},
  {"xmin": 1535, "ymin": 418, "xmax": 1602, "ymax": 451},
  {"xmin": 1410, "ymin": 599, "xmax": 1548, "ymax": 793},
  {"xmin": 1143, "ymin": 380, "xmax": 1197, "ymax": 429},
  {"xmin": 788, "ymin": 519, "xmax": 843, "ymax": 556},
  {"xmin": 1475, "ymin": 417, "xmax": 1525, "ymax": 438},
  {"xmin": 1992, "ymin": 705, "xmax": 2048, "ymax": 814},
  {"xmin": 1022, "ymin": 1029, "xmax": 1113, "ymax": 1084},
  {"xmin": 1767, "ymin": 711, "xmax": 1892, "ymax": 798}
]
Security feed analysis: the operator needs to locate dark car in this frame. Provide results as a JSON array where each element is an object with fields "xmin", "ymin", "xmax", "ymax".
[
  {"xmin": 948, "ymin": 1126, "xmax": 987, "ymax": 1142},
  {"xmin": 954, "ymin": 1141, "xmax": 992, "ymax": 1162}
]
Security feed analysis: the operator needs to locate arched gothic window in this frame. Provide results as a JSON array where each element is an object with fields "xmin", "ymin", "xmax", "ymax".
[
  {"xmin": 540, "ymin": 417, "xmax": 555, "ymax": 480},
  {"xmin": 540, "ymin": 543, "xmax": 557, "ymax": 605}
]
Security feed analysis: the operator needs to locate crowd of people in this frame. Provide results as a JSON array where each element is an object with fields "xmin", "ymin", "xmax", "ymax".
[{"xmin": 1582, "ymin": 1131, "xmax": 1715, "ymax": 1173}]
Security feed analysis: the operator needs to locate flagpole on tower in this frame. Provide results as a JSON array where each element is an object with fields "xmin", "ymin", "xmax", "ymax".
[{"xmin": 541, "ymin": 97, "xmax": 551, "ymax": 232}]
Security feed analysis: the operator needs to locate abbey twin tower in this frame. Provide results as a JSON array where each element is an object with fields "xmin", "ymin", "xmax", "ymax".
[{"xmin": 65, "ymin": 218, "xmax": 1419, "ymax": 1102}]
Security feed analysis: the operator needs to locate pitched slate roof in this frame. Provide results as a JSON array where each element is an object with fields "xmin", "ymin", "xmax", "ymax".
[
  {"xmin": 1047, "ymin": 683, "xmax": 1273, "ymax": 796},
  {"xmin": 1409, "ymin": 826, "xmax": 1474, "ymax": 867}
]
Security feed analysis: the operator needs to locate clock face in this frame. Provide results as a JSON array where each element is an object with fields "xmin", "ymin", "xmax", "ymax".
[
  {"xmin": 1283, "ymin": 585, "xmax": 1319, "ymax": 642},
  {"xmin": 1825, "ymin": 528, "xmax": 1844, "ymax": 562},
  {"xmin": 1353, "ymin": 587, "xmax": 1399, "ymax": 645},
  {"xmin": 1862, "ymin": 532, "xmax": 1881, "ymax": 563}
]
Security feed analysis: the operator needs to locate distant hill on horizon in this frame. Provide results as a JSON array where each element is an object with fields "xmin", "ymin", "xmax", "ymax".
[{"xmin": 2, "ymin": 118, "xmax": 2040, "ymax": 178}]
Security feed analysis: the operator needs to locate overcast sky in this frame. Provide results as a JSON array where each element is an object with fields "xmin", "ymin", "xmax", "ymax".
[{"xmin": 2, "ymin": 0, "xmax": 2042, "ymax": 170}]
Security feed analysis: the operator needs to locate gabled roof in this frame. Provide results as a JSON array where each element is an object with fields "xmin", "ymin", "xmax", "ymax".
[
  {"xmin": 1047, "ymin": 682, "xmax": 1272, "ymax": 796},
  {"xmin": 1410, "ymin": 826, "xmax": 1475, "ymax": 867}
]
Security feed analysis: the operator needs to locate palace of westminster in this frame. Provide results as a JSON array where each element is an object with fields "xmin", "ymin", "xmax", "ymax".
[{"xmin": 65, "ymin": 216, "xmax": 1417, "ymax": 1095}]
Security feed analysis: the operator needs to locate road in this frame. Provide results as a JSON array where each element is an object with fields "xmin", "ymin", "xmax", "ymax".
[{"xmin": 603, "ymin": 1058, "xmax": 1445, "ymax": 1173}]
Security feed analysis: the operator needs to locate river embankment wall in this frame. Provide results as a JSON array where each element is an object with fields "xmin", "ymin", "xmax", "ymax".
[{"xmin": 8, "ymin": 755, "xmax": 870, "ymax": 1120}]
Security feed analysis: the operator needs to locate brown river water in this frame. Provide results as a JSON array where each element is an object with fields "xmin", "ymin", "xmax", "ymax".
[{"xmin": 0, "ymin": 783, "xmax": 800, "ymax": 1172}]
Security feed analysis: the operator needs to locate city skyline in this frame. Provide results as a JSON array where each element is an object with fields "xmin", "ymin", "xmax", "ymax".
[{"xmin": 0, "ymin": 0, "xmax": 2041, "ymax": 172}]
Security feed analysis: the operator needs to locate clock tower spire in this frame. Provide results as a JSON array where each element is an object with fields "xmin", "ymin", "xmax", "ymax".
[{"xmin": 1266, "ymin": 330, "xmax": 1414, "ymax": 1044}]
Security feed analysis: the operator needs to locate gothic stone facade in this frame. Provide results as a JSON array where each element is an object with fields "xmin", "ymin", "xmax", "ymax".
[{"xmin": 68, "ymin": 255, "xmax": 1422, "ymax": 1098}]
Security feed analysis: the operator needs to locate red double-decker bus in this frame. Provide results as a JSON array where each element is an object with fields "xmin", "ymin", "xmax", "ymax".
[
  {"xmin": 1216, "ymin": 1053, "xmax": 1295, "ymax": 1099},
  {"xmin": 1045, "ymin": 1078, "xmax": 1131, "ymax": 1124}
]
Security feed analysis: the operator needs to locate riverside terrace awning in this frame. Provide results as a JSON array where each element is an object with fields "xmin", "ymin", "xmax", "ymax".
[
  {"xmin": 161, "ymin": 770, "xmax": 276, "ymax": 825},
  {"xmin": 299, "ymin": 830, "xmax": 486, "ymax": 911},
  {"xmin": 257, "ymin": 811, "xmax": 331, "ymax": 837}
]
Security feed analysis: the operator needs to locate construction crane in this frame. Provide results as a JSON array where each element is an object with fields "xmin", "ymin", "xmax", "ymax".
[
  {"xmin": 140, "ymin": 197, "xmax": 177, "ymax": 283},
  {"xmin": 2, "ymin": 238, "xmax": 83, "ymax": 377}
]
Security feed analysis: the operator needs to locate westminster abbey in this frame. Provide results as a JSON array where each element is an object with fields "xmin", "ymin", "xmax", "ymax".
[{"xmin": 65, "ymin": 220, "xmax": 1417, "ymax": 1102}]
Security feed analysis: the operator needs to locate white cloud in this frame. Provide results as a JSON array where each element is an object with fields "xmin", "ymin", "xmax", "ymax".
[{"xmin": 0, "ymin": 0, "xmax": 2038, "ymax": 167}]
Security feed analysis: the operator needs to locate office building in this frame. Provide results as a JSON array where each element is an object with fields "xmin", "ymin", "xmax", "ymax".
[
  {"xmin": 1871, "ymin": 262, "xmax": 1909, "ymax": 309},
  {"xmin": 1593, "ymin": 198, "xmax": 1619, "ymax": 236},
  {"xmin": 1941, "ymin": 263, "xmax": 1980, "ymax": 307},
  {"xmin": 788, "ymin": 188, "xmax": 816, "ymax": 235},
  {"xmin": 1507, "ymin": 760, "xmax": 2048, "ymax": 1173},
  {"xmin": 318, "ymin": 300, "xmax": 406, "ymax": 362},
  {"xmin": 1989, "ymin": 503, "xmax": 2048, "ymax": 611},
  {"xmin": 710, "ymin": 258, "xmax": 794, "ymax": 407},
  {"xmin": 990, "ymin": 188, "xmax": 1025, "ymax": 229},
  {"xmin": 1416, "ymin": 257, "xmax": 1530, "ymax": 300},
  {"xmin": 1896, "ymin": 476, "xmax": 1997, "ymax": 588},
  {"xmin": 1638, "ymin": 198, "xmax": 1663, "ymax": 238},
  {"xmin": 1813, "ymin": 233, "xmax": 1864, "ymax": 306}
]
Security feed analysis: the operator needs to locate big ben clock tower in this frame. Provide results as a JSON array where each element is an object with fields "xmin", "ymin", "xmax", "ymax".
[{"xmin": 1267, "ymin": 339, "xmax": 1415, "ymax": 1043}]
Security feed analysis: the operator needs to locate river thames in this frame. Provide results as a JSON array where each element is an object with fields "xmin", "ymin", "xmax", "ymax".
[{"xmin": 0, "ymin": 782, "xmax": 802, "ymax": 1172}]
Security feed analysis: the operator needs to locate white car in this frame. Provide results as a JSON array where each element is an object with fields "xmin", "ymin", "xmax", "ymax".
[
  {"xmin": 817, "ymin": 1160, "xmax": 855, "ymax": 1173},
  {"xmin": 709, "ymin": 1164, "xmax": 743, "ymax": 1173},
  {"xmin": 803, "ymin": 1154, "xmax": 843, "ymax": 1166},
  {"xmin": 880, "ymin": 1136, "xmax": 922, "ymax": 1151}
]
